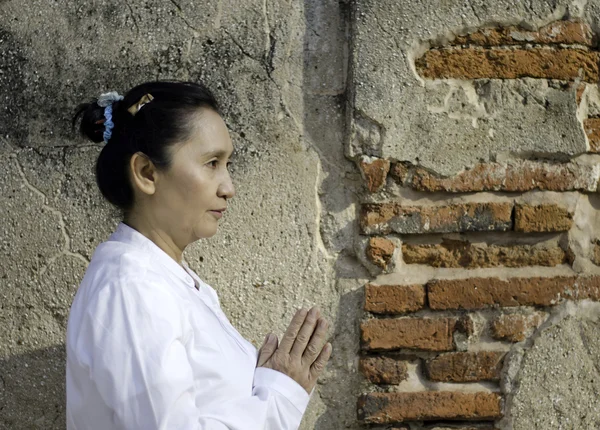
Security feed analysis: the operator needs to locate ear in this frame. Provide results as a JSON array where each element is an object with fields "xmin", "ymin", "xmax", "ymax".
[{"xmin": 129, "ymin": 152, "xmax": 158, "ymax": 196}]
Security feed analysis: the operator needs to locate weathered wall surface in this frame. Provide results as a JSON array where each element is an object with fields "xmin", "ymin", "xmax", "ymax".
[
  {"xmin": 351, "ymin": 0, "xmax": 600, "ymax": 429},
  {"xmin": 2, "ymin": 0, "xmax": 600, "ymax": 429}
]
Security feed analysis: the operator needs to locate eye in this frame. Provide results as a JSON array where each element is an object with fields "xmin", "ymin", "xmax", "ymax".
[{"xmin": 207, "ymin": 159, "xmax": 219, "ymax": 168}]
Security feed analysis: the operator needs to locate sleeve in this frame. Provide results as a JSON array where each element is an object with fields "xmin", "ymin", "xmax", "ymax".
[{"xmin": 84, "ymin": 281, "xmax": 311, "ymax": 430}]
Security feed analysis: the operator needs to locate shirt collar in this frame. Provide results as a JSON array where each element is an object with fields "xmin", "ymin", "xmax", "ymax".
[{"xmin": 108, "ymin": 221, "xmax": 197, "ymax": 289}]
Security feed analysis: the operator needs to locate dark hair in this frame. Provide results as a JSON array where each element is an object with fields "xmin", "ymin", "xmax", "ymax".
[{"xmin": 73, "ymin": 80, "xmax": 219, "ymax": 214}]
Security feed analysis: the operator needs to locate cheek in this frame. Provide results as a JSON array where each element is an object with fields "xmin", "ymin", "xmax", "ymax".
[{"xmin": 174, "ymin": 170, "xmax": 212, "ymax": 206}]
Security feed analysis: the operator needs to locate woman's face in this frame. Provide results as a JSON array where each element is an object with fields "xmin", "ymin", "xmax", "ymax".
[{"xmin": 154, "ymin": 108, "xmax": 235, "ymax": 242}]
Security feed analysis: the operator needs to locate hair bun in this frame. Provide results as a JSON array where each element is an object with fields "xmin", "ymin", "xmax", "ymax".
[{"xmin": 73, "ymin": 100, "xmax": 109, "ymax": 143}]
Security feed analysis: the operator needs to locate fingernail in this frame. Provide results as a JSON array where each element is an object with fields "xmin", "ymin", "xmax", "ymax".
[{"xmin": 264, "ymin": 334, "xmax": 271, "ymax": 343}]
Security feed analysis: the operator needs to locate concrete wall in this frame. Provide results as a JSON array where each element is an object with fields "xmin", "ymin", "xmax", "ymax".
[{"xmin": 1, "ymin": 0, "xmax": 600, "ymax": 429}]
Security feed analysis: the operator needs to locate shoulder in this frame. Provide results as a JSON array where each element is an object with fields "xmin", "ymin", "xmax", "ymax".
[
  {"xmin": 85, "ymin": 241, "xmax": 176, "ymax": 291},
  {"xmin": 67, "ymin": 242, "xmax": 191, "ymax": 365},
  {"xmin": 75, "ymin": 242, "xmax": 185, "ymax": 323}
]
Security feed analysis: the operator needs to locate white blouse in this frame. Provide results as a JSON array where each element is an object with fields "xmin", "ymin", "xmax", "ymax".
[{"xmin": 66, "ymin": 222, "xmax": 311, "ymax": 429}]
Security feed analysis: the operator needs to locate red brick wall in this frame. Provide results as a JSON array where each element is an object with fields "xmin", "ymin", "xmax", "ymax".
[{"xmin": 355, "ymin": 19, "xmax": 600, "ymax": 428}]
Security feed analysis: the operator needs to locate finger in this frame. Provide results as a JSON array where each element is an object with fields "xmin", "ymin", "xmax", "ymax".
[
  {"xmin": 278, "ymin": 308, "xmax": 309, "ymax": 354},
  {"xmin": 257, "ymin": 334, "xmax": 278, "ymax": 367},
  {"xmin": 290, "ymin": 307, "xmax": 321, "ymax": 358},
  {"xmin": 301, "ymin": 318, "xmax": 329, "ymax": 366},
  {"xmin": 309, "ymin": 342, "xmax": 332, "ymax": 380}
]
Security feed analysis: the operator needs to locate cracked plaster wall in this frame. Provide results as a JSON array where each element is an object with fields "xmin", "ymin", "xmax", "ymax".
[{"xmin": 0, "ymin": 0, "xmax": 360, "ymax": 428}]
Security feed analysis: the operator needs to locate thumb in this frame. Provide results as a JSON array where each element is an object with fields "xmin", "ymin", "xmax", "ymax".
[{"xmin": 257, "ymin": 333, "xmax": 278, "ymax": 367}]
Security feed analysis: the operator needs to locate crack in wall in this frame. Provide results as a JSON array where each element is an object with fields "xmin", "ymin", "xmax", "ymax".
[
  {"xmin": 467, "ymin": 0, "xmax": 482, "ymax": 23},
  {"xmin": 124, "ymin": 0, "xmax": 139, "ymax": 34},
  {"xmin": 168, "ymin": 0, "xmax": 201, "ymax": 36},
  {"xmin": 11, "ymin": 155, "xmax": 90, "ymax": 275},
  {"xmin": 498, "ymin": 300, "xmax": 600, "ymax": 430},
  {"xmin": 261, "ymin": 0, "xmax": 272, "ymax": 53},
  {"xmin": 223, "ymin": 29, "xmax": 262, "ymax": 63}
]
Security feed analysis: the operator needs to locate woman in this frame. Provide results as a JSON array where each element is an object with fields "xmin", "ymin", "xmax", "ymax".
[{"xmin": 67, "ymin": 80, "xmax": 332, "ymax": 429}]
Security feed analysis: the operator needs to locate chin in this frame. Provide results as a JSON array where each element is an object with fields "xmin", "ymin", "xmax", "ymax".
[{"xmin": 194, "ymin": 226, "xmax": 219, "ymax": 240}]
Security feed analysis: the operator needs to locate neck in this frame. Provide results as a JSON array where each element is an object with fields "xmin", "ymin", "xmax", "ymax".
[{"xmin": 123, "ymin": 213, "xmax": 185, "ymax": 265}]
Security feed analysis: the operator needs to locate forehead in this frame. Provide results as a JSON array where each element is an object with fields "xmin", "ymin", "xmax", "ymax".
[{"xmin": 183, "ymin": 108, "xmax": 233, "ymax": 156}]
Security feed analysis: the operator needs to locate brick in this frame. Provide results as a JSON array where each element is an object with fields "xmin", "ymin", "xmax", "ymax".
[
  {"xmin": 358, "ymin": 156, "xmax": 391, "ymax": 192},
  {"xmin": 428, "ymin": 276, "xmax": 600, "ymax": 310},
  {"xmin": 584, "ymin": 117, "xmax": 600, "ymax": 152},
  {"xmin": 416, "ymin": 47, "xmax": 599, "ymax": 82},
  {"xmin": 357, "ymin": 392, "xmax": 502, "ymax": 423},
  {"xmin": 593, "ymin": 241, "xmax": 600, "ymax": 265},
  {"xmin": 514, "ymin": 204, "xmax": 573, "ymax": 232},
  {"xmin": 391, "ymin": 160, "xmax": 600, "ymax": 193},
  {"xmin": 403, "ymin": 240, "xmax": 566, "ymax": 268},
  {"xmin": 389, "ymin": 162, "xmax": 410, "ymax": 183},
  {"xmin": 490, "ymin": 313, "xmax": 546, "ymax": 342},
  {"xmin": 425, "ymin": 351, "xmax": 506, "ymax": 382},
  {"xmin": 361, "ymin": 317, "xmax": 469, "ymax": 351},
  {"xmin": 359, "ymin": 356, "xmax": 408, "ymax": 384},
  {"xmin": 360, "ymin": 202, "xmax": 513, "ymax": 235},
  {"xmin": 365, "ymin": 283, "xmax": 426, "ymax": 314},
  {"xmin": 452, "ymin": 21, "xmax": 593, "ymax": 47},
  {"xmin": 365, "ymin": 237, "xmax": 396, "ymax": 269}
]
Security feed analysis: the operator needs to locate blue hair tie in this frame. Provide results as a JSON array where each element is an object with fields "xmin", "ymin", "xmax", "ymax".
[
  {"xmin": 103, "ymin": 105, "xmax": 115, "ymax": 143},
  {"xmin": 97, "ymin": 91, "xmax": 124, "ymax": 144}
]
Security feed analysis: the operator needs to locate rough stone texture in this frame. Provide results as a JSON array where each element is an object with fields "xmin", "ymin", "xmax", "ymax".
[
  {"xmin": 450, "ymin": 20, "xmax": 594, "ymax": 47},
  {"xmin": 358, "ymin": 156, "xmax": 390, "ymax": 192},
  {"xmin": 514, "ymin": 204, "xmax": 573, "ymax": 232},
  {"xmin": 424, "ymin": 351, "xmax": 506, "ymax": 382},
  {"xmin": 360, "ymin": 202, "xmax": 513, "ymax": 235},
  {"xmin": 416, "ymin": 48, "xmax": 599, "ymax": 82},
  {"xmin": 352, "ymin": 1, "xmax": 590, "ymax": 176},
  {"xmin": 361, "ymin": 317, "xmax": 470, "ymax": 351},
  {"xmin": 0, "ymin": 151, "xmax": 90, "ymax": 428},
  {"xmin": 428, "ymin": 276, "xmax": 600, "ymax": 310},
  {"xmin": 402, "ymin": 240, "xmax": 567, "ymax": 268},
  {"xmin": 490, "ymin": 313, "xmax": 547, "ymax": 342},
  {"xmin": 357, "ymin": 392, "xmax": 502, "ymax": 423},
  {"xmin": 391, "ymin": 159, "xmax": 600, "ymax": 193},
  {"xmin": 509, "ymin": 315, "xmax": 600, "ymax": 429},
  {"xmin": 364, "ymin": 283, "xmax": 426, "ymax": 314},
  {"xmin": 359, "ymin": 356, "xmax": 409, "ymax": 384},
  {"xmin": 365, "ymin": 237, "xmax": 396, "ymax": 269}
]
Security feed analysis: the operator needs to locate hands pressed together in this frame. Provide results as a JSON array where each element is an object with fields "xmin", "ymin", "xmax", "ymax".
[{"xmin": 256, "ymin": 307, "xmax": 332, "ymax": 394}]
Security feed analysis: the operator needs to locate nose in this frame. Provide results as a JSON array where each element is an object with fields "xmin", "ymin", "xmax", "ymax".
[{"xmin": 218, "ymin": 171, "xmax": 235, "ymax": 200}]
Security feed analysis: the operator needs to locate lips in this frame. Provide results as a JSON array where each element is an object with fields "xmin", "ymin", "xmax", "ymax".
[{"xmin": 209, "ymin": 208, "xmax": 226, "ymax": 218}]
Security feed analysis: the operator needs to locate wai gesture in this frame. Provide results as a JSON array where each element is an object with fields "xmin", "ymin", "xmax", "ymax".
[{"xmin": 257, "ymin": 307, "xmax": 332, "ymax": 394}]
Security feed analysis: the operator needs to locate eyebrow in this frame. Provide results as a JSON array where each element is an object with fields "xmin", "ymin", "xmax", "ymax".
[{"xmin": 203, "ymin": 149, "xmax": 233, "ymax": 158}]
